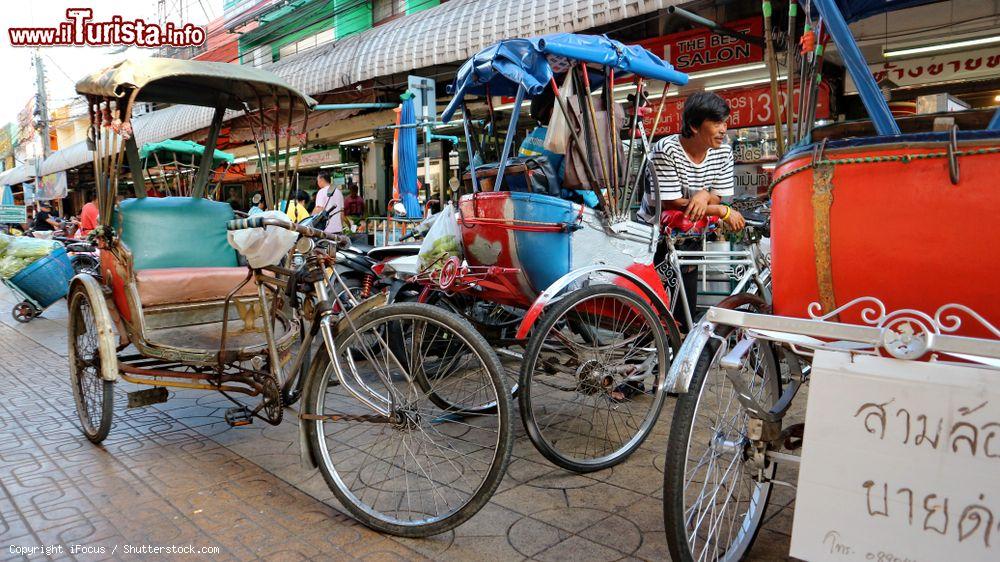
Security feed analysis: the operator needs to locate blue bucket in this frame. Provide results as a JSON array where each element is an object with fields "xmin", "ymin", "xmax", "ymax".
[{"xmin": 9, "ymin": 247, "xmax": 75, "ymax": 308}]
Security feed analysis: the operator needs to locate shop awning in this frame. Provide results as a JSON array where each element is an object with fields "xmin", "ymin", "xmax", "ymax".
[
  {"xmin": 273, "ymin": 0, "xmax": 683, "ymax": 97},
  {"xmin": 38, "ymin": 0, "xmax": 680, "ymax": 178},
  {"xmin": 0, "ymin": 164, "xmax": 34, "ymax": 186},
  {"xmin": 38, "ymin": 105, "xmax": 217, "ymax": 177}
]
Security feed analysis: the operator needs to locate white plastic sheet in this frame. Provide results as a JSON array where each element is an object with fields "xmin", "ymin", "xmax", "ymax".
[{"xmin": 226, "ymin": 210, "xmax": 299, "ymax": 268}]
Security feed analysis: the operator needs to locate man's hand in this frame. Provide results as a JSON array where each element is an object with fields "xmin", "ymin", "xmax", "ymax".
[
  {"xmin": 685, "ymin": 190, "xmax": 712, "ymax": 221},
  {"xmin": 723, "ymin": 208, "xmax": 746, "ymax": 231}
]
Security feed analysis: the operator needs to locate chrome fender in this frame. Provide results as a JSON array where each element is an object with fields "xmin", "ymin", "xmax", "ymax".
[
  {"xmin": 665, "ymin": 319, "xmax": 717, "ymax": 394},
  {"xmin": 515, "ymin": 264, "xmax": 676, "ymax": 340}
]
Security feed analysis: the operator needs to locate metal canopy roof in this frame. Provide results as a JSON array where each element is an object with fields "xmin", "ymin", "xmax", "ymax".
[{"xmin": 76, "ymin": 57, "xmax": 316, "ymax": 110}]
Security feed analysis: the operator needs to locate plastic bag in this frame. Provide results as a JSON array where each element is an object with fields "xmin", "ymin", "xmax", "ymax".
[
  {"xmin": 226, "ymin": 210, "xmax": 299, "ymax": 268},
  {"xmin": 543, "ymin": 72, "xmax": 573, "ymax": 155},
  {"xmin": 0, "ymin": 234, "xmax": 58, "ymax": 279},
  {"xmin": 417, "ymin": 203, "xmax": 462, "ymax": 271}
]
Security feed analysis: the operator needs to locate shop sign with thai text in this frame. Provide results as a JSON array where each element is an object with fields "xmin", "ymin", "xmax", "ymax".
[
  {"xmin": 0, "ymin": 205, "xmax": 26, "ymax": 223},
  {"xmin": 646, "ymin": 82, "xmax": 830, "ymax": 136},
  {"xmin": 845, "ymin": 45, "xmax": 1000, "ymax": 93},
  {"xmin": 636, "ymin": 17, "xmax": 763, "ymax": 74},
  {"xmin": 733, "ymin": 164, "xmax": 771, "ymax": 196},
  {"xmin": 790, "ymin": 350, "xmax": 1000, "ymax": 562}
]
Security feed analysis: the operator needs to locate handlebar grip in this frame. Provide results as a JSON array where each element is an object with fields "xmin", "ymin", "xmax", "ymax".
[
  {"xmin": 226, "ymin": 216, "xmax": 351, "ymax": 248},
  {"xmin": 227, "ymin": 217, "xmax": 264, "ymax": 231}
]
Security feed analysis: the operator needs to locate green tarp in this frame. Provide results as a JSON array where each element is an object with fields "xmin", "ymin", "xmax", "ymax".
[{"xmin": 139, "ymin": 140, "xmax": 234, "ymax": 166}]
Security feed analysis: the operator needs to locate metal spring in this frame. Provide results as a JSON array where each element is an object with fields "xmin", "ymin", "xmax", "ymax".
[{"xmin": 360, "ymin": 274, "xmax": 374, "ymax": 299}]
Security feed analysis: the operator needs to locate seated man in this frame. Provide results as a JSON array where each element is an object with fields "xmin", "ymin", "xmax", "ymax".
[{"xmin": 640, "ymin": 92, "xmax": 746, "ymax": 331}]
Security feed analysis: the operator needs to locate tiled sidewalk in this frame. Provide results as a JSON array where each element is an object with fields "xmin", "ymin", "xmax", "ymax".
[{"xmin": 0, "ymin": 287, "xmax": 796, "ymax": 561}]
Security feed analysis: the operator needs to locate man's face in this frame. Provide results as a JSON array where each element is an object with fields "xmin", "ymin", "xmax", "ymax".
[{"xmin": 693, "ymin": 119, "xmax": 729, "ymax": 149}]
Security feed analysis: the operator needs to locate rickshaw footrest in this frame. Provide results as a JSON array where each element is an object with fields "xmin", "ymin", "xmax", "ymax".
[
  {"xmin": 225, "ymin": 406, "xmax": 253, "ymax": 427},
  {"xmin": 127, "ymin": 387, "xmax": 168, "ymax": 408}
]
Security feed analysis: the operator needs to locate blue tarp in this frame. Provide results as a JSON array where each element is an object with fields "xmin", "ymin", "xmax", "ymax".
[
  {"xmin": 442, "ymin": 34, "xmax": 689, "ymax": 122},
  {"xmin": 397, "ymin": 95, "xmax": 423, "ymax": 219},
  {"xmin": 1, "ymin": 185, "xmax": 13, "ymax": 206},
  {"xmin": 832, "ymin": 0, "xmax": 939, "ymax": 23}
]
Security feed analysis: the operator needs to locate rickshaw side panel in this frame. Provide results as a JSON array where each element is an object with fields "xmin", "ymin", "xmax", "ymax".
[{"xmin": 771, "ymin": 134, "xmax": 1000, "ymax": 337}]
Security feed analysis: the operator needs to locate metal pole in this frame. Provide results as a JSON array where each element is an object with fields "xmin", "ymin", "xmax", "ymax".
[
  {"xmin": 786, "ymin": 0, "xmax": 798, "ymax": 145},
  {"xmin": 493, "ymin": 85, "xmax": 525, "ymax": 192},
  {"xmin": 762, "ymin": 1, "xmax": 785, "ymax": 158},
  {"xmin": 813, "ymin": 0, "xmax": 899, "ymax": 135},
  {"xmin": 34, "ymin": 51, "xmax": 51, "ymax": 160}
]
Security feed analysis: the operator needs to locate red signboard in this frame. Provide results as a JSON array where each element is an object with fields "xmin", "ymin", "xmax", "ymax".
[
  {"xmin": 645, "ymin": 81, "xmax": 831, "ymax": 136},
  {"xmin": 636, "ymin": 17, "xmax": 764, "ymax": 74}
]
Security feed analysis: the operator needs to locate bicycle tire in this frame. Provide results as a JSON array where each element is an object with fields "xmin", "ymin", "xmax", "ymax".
[
  {"xmin": 303, "ymin": 302, "xmax": 512, "ymax": 537},
  {"xmin": 662, "ymin": 301, "xmax": 781, "ymax": 562},
  {"xmin": 519, "ymin": 284, "xmax": 670, "ymax": 473}
]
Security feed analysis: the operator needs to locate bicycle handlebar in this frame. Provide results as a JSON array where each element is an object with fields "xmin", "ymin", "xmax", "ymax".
[{"xmin": 226, "ymin": 217, "xmax": 350, "ymax": 247}]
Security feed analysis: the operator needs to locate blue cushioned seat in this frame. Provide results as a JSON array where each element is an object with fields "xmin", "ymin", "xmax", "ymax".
[{"xmin": 116, "ymin": 197, "xmax": 238, "ymax": 270}]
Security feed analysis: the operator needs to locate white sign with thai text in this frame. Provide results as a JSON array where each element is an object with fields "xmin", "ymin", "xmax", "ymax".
[
  {"xmin": 844, "ymin": 46, "xmax": 1000, "ymax": 94},
  {"xmin": 790, "ymin": 350, "xmax": 1000, "ymax": 562}
]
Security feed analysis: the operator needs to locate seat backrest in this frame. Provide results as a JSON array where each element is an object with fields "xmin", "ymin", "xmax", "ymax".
[{"xmin": 116, "ymin": 197, "xmax": 238, "ymax": 270}]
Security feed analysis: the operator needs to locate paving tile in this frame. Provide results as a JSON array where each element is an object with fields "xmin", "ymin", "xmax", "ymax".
[
  {"xmin": 0, "ymin": 286, "xmax": 796, "ymax": 562},
  {"xmin": 506, "ymin": 516, "xmax": 569, "ymax": 558},
  {"xmin": 534, "ymin": 535, "xmax": 621, "ymax": 562}
]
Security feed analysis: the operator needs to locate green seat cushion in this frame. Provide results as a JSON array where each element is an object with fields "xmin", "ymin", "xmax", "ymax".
[{"xmin": 117, "ymin": 197, "xmax": 238, "ymax": 270}]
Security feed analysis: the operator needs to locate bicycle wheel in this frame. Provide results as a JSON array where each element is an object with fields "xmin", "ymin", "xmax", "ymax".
[
  {"xmin": 414, "ymin": 290, "xmax": 522, "ymax": 413},
  {"xmin": 663, "ymin": 302, "xmax": 781, "ymax": 562},
  {"xmin": 68, "ymin": 282, "xmax": 115, "ymax": 443},
  {"xmin": 303, "ymin": 302, "xmax": 512, "ymax": 537},
  {"xmin": 519, "ymin": 284, "xmax": 670, "ymax": 473}
]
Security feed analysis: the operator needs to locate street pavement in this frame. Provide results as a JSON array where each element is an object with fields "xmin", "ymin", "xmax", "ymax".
[{"xmin": 0, "ymin": 285, "xmax": 797, "ymax": 561}]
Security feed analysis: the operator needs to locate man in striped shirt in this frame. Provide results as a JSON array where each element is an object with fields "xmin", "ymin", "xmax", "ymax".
[{"xmin": 642, "ymin": 92, "xmax": 746, "ymax": 330}]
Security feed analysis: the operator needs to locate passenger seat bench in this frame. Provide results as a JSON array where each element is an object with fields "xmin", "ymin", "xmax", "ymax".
[{"xmin": 117, "ymin": 197, "xmax": 256, "ymax": 307}]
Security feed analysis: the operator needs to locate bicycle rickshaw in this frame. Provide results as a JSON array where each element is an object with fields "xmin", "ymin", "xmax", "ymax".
[
  {"xmin": 69, "ymin": 57, "xmax": 512, "ymax": 536},
  {"xmin": 660, "ymin": 0, "xmax": 1000, "ymax": 559},
  {"xmin": 404, "ymin": 34, "xmax": 697, "ymax": 473},
  {"xmin": 138, "ymin": 138, "xmax": 234, "ymax": 198}
]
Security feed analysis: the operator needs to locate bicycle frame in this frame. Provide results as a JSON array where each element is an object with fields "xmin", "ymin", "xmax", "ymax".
[{"xmin": 659, "ymin": 231, "xmax": 771, "ymax": 330}]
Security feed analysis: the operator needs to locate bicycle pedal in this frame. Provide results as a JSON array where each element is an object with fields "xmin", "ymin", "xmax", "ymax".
[{"xmin": 224, "ymin": 406, "xmax": 253, "ymax": 427}]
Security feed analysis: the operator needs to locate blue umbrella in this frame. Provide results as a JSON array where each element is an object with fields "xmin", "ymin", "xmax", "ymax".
[
  {"xmin": 1, "ymin": 185, "xmax": 13, "ymax": 206},
  {"xmin": 397, "ymin": 92, "xmax": 423, "ymax": 219}
]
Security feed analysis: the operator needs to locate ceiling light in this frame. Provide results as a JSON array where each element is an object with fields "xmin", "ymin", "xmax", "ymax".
[
  {"xmin": 884, "ymin": 35, "xmax": 1000, "ymax": 58},
  {"xmin": 687, "ymin": 63, "xmax": 767, "ymax": 80},
  {"xmin": 339, "ymin": 136, "xmax": 374, "ymax": 146},
  {"xmin": 705, "ymin": 76, "xmax": 786, "ymax": 91}
]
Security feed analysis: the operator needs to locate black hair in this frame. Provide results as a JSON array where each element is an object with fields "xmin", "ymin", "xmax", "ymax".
[
  {"xmin": 317, "ymin": 171, "xmax": 331, "ymax": 183},
  {"xmin": 294, "ymin": 190, "xmax": 309, "ymax": 203},
  {"xmin": 681, "ymin": 92, "xmax": 731, "ymax": 138},
  {"xmin": 529, "ymin": 84, "xmax": 555, "ymax": 125},
  {"xmin": 85, "ymin": 190, "xmax": 97, "ymax": 201}
]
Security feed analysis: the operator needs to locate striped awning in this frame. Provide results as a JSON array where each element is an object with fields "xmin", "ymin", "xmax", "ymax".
[{"xmin": 272, "ymin": 0, "xmax": 680, "ymax": 96}]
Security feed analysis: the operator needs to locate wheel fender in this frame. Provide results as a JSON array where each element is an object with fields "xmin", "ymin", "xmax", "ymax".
[
  {"xmin": 69, "ymin": 274, "xmax": 119, "ymax": 382},
  {"xmin": 515, "ymin": 265, "xmax": 678, "ymax": 342},
  {"xmin": 665, "ymin": 293, "xmax": 771, "ymax": 394}
]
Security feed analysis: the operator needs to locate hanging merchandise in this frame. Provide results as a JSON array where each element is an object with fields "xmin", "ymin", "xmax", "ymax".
[{"xmin": 35, "ymin": 171, "xmax": 68, "ymax": 201}]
